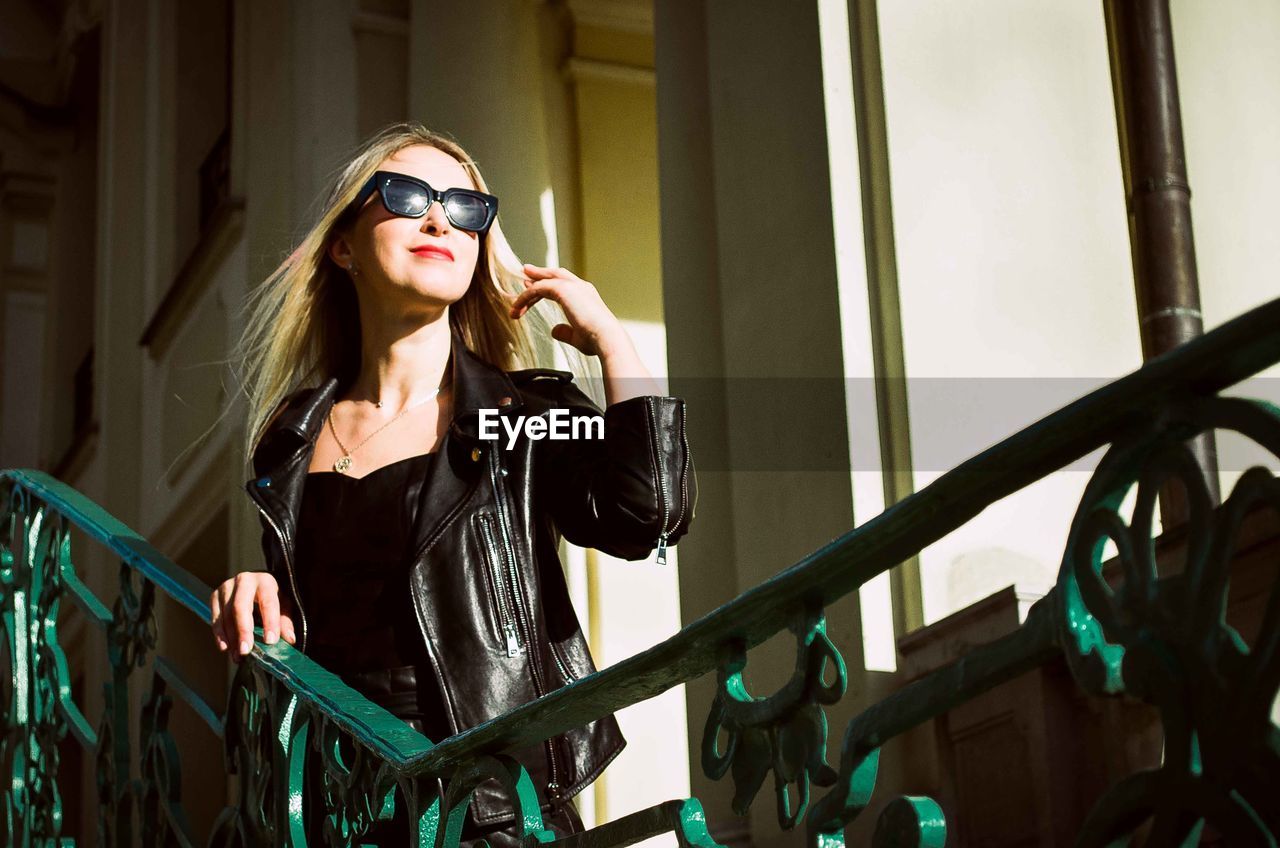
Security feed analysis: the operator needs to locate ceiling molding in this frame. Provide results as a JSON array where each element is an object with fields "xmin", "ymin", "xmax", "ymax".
[
  {"xmin": 562, "ymin": 56, "xmax": 654, "ymax": 88},
  {"xmin": 351, "ymin": 10, "xmax": 408, "ymax": 38},
  {"xmin": 0, "ymin": 0, "xmax": 101, "ymax": 111},
  {"xmin": 566, "ymin": 0, "xmax": 652, "ymax": 35},
  {"xmin": 0, "ymin": 172, "xmax": 57, "ymax": 212}
]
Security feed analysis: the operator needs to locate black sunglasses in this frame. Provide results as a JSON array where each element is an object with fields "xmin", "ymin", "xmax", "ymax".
[{"xmin": 345, "ymin": 170, "xmax": 499, "ymax": 234}]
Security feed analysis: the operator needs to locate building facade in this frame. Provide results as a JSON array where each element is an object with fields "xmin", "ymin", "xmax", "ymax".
[{"xmin": 1, "ymin": 0, "xmax": 1277, "ymax": 844}]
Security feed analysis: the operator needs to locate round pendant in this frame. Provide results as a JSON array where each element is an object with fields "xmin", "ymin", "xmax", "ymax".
[{"xmin": 333, "ymin": 455, "xmax": 353, "ymax": 474}]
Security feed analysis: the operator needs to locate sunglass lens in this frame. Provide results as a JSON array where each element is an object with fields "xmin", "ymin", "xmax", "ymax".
[
  {"xmin": 444, "ymin": 194, "xmax": 490, "ymax": 231},
  {"xmin": 383, "ymin": 178, "xmax": 431, "ymax": 216}
]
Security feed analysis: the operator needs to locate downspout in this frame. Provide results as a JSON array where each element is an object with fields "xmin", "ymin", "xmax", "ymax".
[{"xmin": 1104, "ymin": 0, "xmax": 1221, "ymax": 526}]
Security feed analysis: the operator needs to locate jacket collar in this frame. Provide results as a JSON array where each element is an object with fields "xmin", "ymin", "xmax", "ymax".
[
  {"xmin": 246, "ymin": 330, "xmax": 524, "ymax": 652},
  {"xmin": 251, "ymin": 329, "xmax": 521, "ymax": 478},
  {"xmin": 447, "ymin": 332, "xmax": 524, "ymax": 441}
]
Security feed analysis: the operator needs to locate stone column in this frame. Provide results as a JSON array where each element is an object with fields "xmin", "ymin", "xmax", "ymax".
[
  {"xmin": 0, "ymin": 180, "xmax": 53, "ymax": 471},
  {"xmin": 233, "ymin": 0, "xmax": 362, "ymax": 577},
  {"xmin": 655, "ymin": 1, "xmax": 864, "ymax": 843},
  {"xmin": 96, "ymin": 0, "xmax": 150, "ymax": 529},
  {"xmin": 89, "ymin": 0, "xmax": 152, "ymax": 837},
  {"xmin": 407, "ymin": 0, "xmax": 577, "ymax": 270},
  {"xmin": 241, "ymin": 0, "xmax": 358, "ymax": 288}
]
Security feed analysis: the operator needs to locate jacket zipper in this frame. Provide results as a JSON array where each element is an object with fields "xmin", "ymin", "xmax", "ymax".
[
  {"xmin": 406, "ymin": 471, "xmax": 486, "ymax": 745},
  {"xmin": 646, "ymin": 398, "xmax": 692, "ymax": 566},
  {"xmin": 478, "ymin": 513, "xmax": 523, "ymax": 657},
  {"xmin": 550, "ymin": 642, "xmax": 577, "ymax": 682},
  {"xmin": 487, "ymin": 450, "xmax": 564, "ymax": 800},
  {"xmin": 246, "ymin": 486, "xmax": 309, "ymax": 652}
]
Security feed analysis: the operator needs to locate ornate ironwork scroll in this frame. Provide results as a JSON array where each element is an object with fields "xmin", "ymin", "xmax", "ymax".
[
  {"xmin": 806, "ymin": 740, "xmax": 951, "ymax": 848},
  {"xmin": 701, "ymin": 601, "xmax": 846, "ymax": 829},
  {"xmin": 138, "ymin": 673, "xmax": 195, "ymax": 846},
  {"xmin": 308, "ymin": 704, "xmax": 401, "ymax": 844},
  {"xmin": 95, "ymin": 682, "xmax": 122, "ymax": 846},
  {"xmin": 1059, "ymin": 396, "xmax": 1280, "ymax": 845},
  {"xmin": 209, "ymin": 658, "xmax": 442, "ymax": 847},
  {"xmin": 209, "ymin": 662, "xmax": 294, "ymax": 846},
  {"xmin": 439, "ymin": 754, "xmax": 556, "ymax": 847},
  {"xmin": 1, "ymin": 486, "xmax": 76, "ymax": 845},
  {"xmin": 98, "ymin": 564, "xmax": 161, "ymax": 845},
  {"xmin": 799, "ymin": 395, "xmax": 1280, "ymax": 847}
]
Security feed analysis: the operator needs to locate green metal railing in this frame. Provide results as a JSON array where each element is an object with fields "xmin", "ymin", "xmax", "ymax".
[{"xmin": 4, "ymin": 295, "xmax": 1280, "ymax": 846}]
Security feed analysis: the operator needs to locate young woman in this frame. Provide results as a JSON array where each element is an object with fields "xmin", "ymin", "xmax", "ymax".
[{"xmin": 208, "ymin": 123, "xmax": 696, "ymax": 845}]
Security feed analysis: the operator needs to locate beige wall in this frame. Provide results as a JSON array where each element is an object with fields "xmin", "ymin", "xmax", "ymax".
[
  {"xmin": 1172, "ymin": 0, "xmax": 1280, "ymax": 498},
  {"xmin": 874, "ymin": 0, "xmax": 1280, "ymax": 627},
  {"xmin": 878, "ymin": 0, "xmax": 1140, "ymax": 626},
  {"xmin": 565, "ymin": 17, "xmax": 693, "ymax": 837},
  {"xmin": 1174, "ymin": 0, "xmax": 1280, "ymax": 337},
  {"xmin": 571, "ymin": 69, "xmax": 663, "ymax": 324}
]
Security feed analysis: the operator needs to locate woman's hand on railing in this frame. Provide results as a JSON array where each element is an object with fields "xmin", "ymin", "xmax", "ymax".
[{"xmin": 209, "ymin": 571, "xmax": 297, "ymax": 663}]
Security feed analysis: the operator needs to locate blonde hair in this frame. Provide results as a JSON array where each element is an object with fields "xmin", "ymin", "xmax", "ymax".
[{"xmin": 232, "ymin": 123, "xmax": 548, "ymax": 462}]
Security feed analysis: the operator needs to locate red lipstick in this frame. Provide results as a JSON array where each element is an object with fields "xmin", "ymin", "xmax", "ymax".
[{"xmin": 410, "ymin": 244, "xmax": 454, "ymax": 261}]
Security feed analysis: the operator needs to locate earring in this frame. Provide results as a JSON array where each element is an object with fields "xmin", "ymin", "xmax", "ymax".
[{"xmin": 347, "ymin": 262, "xmax": 359, "ymax": 278}]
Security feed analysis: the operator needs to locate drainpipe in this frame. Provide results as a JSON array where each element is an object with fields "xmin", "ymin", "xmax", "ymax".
[{"xmin": 1104, "ymin": 0, "xmax": 1221, "ymax": 527}]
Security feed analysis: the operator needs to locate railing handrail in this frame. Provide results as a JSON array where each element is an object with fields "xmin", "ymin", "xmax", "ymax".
[
  {"xmin": 404, "ymin": 292, "xmax": 1280, "ymax": 775},
  {"xmin": 0, "ymin": 467, "xmax": 439, "ymax": 765},
  {"xmin": 4, "ymin": 293, "xmax": 1279, "ymax": 783}
]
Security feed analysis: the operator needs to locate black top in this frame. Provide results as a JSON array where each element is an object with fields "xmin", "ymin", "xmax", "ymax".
[
  {"xmin": 295, "ymin": 451, "xmax": 456, "ymax": 747},
  {"xmin": 296, "ymin": 451, "xmax": 439, "ymax": 673}
]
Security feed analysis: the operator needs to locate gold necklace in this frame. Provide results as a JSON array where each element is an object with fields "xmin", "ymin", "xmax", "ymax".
[{"xmin": 327, "ymin": 388, "xmax": 442, "ymax": 474}]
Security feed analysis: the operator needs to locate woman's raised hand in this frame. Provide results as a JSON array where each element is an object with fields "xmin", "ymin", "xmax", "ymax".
[
  {"xmin": 210, "ymin": 571, "xmax": 297, "ymax": 663},
  {"xmin": 510, "ymin": 263, "xmax": 662, "ymax": 406},
  {"xmin": 509, "ymin": 264, "xmax": 629, "ymax": 358}
]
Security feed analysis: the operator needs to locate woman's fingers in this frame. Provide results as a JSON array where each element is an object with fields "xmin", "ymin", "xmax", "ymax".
[
  {"xmin": 256, "ymin": 578, "xmax": 281, "ymax": 645},
  {"xmin": 522, "ymin": 263, "xmax": 573, "ymax": 281},
  {"xmin": 215, "ymin": 582, "xmax": 238, "ymax": 653},
  {"xmin": 550, "ymin": 323, "xmax": 573, "ymax": 343},
  {"xmin": 279, "ymin": 612, "xmax": 298, "ymax": 646},
  {"xmin": 231, "ymin": 575, "xmax": 258, "ymax": 661},
  {"xmin": 209, "ymin": 589, "xmax": 228, "ymax": 651},
  {"xmin": 206, "ymin": 573, "xmax": 268, "ymax": 660},
  {"xmin": 209, "ymin": 572, "xmax": 294, "ymax": 661},
  {"xmin": 509, "ymin": 280, "xmax": 561, "ymax": 318},
  {"xmin": 508, "ymin": 267, "xmax": 621, "ymax": 359}
]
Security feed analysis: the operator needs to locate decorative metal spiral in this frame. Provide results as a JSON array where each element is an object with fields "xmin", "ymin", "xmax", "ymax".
[
  {"xmin": 701, "ymin": 600, "xmax": 846, "ymax": 829},
  {"xmin": 1058, "ymin": 396, "xmax": 1280, "ymax": 845}
]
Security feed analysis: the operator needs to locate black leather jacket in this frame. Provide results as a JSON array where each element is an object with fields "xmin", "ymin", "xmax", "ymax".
[{"xmin": 243, "ymin": 336, "xmax": 696, "ymax": 823}]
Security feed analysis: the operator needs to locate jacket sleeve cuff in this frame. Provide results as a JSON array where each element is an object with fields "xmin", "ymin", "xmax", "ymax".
[{"xmin": 604, "ymin": 395, "xmax": 696, "ymax": 555}]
